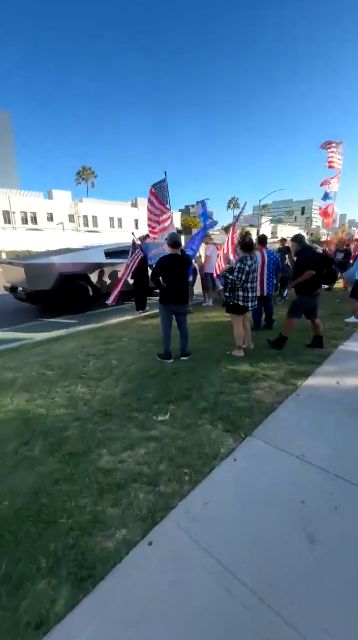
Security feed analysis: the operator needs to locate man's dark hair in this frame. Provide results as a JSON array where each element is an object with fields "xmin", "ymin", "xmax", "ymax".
[
  {"xmin": 257, "ymin": 234, "xmax": 268, "ymax": 247},
  {"xmin": 166, "ymin": 231, "xmax": 182, "ymax": 250},
  {"xmin": 239, "ymin": 236, "xmax": 255, "ymax": 254},
  {"xmin": 291, "ymin": 233, "xmax": 307, "ymax": 248}
]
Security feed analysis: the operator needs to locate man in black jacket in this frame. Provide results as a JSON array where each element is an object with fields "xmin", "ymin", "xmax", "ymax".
[
  {"xmin": 268, "ymin": 234, "xmax": 324, "ymax": 350},
  {"xmin": 151, "ymin": 232, "xmax": 192, "ymax": 362}
]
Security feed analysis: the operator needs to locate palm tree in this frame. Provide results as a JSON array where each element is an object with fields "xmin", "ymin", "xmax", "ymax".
[
  {"xmin": 226, "ymin": 196, "xmax": 240, "ymax": 222},
  {"xmin": 75, "ymin": 166, "xmax": 98, "ymax": 197}
]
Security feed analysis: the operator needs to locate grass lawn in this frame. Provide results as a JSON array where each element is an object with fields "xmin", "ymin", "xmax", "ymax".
[{"xmin": 0, "ymin": 286, "xmax": 354, "ymax": 639}]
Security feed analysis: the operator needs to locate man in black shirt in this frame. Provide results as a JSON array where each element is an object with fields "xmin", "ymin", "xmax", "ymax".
[
  {"xmin": 268, "ymin": 234, "xmax": 324, "ymax": 350},
  {"xmin": 151, "ymin": 232, "xmax": 192, "ymax": 362}
]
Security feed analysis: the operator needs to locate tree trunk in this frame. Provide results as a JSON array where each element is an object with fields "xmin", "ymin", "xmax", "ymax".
[{"xmin": 86, "ymin": 182, "xmax": 89, "ymax": 197}]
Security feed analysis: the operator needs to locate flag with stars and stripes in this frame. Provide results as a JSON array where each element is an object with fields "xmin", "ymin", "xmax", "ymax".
[
  {"xmin": 214, "ymin": 223, "xmax": 238, "ymax": 277},
  {"xmin": 147, "ymin": 178, "xmax": 174, "ymax": 239},
  {"xmin": 106, "ymin": 239, "xmax": 143, "ymax": 306},
  {"xmin": 320, "ymin": 141, "xmax": 343, "ymax": 170}
]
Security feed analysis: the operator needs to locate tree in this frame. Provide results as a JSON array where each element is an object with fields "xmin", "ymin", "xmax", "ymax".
[
  {"xmin": 226, "ymin": 196, "xmax": 240, "ymax": 222},
  {"xmin": 75, "ymin": 166, "xmax": 98, "ymax": 197}
]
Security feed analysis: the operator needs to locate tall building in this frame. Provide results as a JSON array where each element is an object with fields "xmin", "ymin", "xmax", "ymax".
[
  {"xmin": 0, "ymin": 112, "xmax": 20, "ymax": 189},
  {"xmin": 252, "ymin": 198, "xmax": 322, "ymax": 229},
  {"xmin": 338, "ymin": 213, "xmax": 347, "ymax": 226}
]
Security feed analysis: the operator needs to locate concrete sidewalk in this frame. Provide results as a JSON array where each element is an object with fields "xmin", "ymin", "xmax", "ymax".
[{"xmin": 46, "ymin": 333, "xmax": 358, "ymax": 640}]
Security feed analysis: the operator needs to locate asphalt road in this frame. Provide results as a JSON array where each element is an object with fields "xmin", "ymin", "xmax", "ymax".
[{"xmin": 0, "ymin": 268, "xmax": 44, "ymax": 329}]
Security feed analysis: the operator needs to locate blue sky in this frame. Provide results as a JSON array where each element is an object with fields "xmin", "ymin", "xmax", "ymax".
[{"xmin": 1, "ymin": 0, "xmax": 357, "ymax": 223}]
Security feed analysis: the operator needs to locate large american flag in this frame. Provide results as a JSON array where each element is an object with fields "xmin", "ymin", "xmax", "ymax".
[
  {"xmin": 106, "ymin": 239, "xmax": 143, "ymax": 306},
  {"xmin": 147, "ymin": 178, "xmax": 173, "ymax": 239},
  {"xmin": 320, "ymin": 141, "xmax": 343, "ymax": 170},
  {"xmin": 214, "ymin": 222, "xmax": 238, "ymax": 277}
]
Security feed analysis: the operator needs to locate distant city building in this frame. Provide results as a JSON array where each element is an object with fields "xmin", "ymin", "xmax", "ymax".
[
  {"xmin": 0, "ymin": 188, "xmax": 180, "ymax": 235},
  {"xmin": 0, "ymin": 111, "xmax": 20, "ymax": 189},
  {"xmin": 179, "ymin": 203, "xmax": 198, "ymax": 217},
  {"xmin": 252, "ymin": 198, "xmax": 323, "ymax": 230},
  {"xmin": 338, "ymin": 213, "xmax": 347, "ymax": 226},
  {"xmin": 347, "ymin": 218, "xmax": 358, "ymax": 229}
]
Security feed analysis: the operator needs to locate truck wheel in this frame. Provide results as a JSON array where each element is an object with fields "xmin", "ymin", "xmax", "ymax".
[{"xmin": 57, "ymin": 279, "xmax": 94, "ymax": 313}]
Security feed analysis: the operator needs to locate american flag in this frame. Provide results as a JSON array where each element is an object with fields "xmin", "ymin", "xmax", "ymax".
[
  {"xmin": 214, "ymin": 222, "xmax": 238, "ymax": 277},
  {"xmin": 147, "ymin": 178, "xmax": 173, "ymax": 239},
  {"xmin": 320, "ymin": 172, "xmax": 341, "ymax": 192},
  {"xmin": 320, "ymin": 141, "xmax": 343, "ymax": 170},
  {"xmin": 106, "ymin": 239, "xmax": 143, "ymax": 306}
]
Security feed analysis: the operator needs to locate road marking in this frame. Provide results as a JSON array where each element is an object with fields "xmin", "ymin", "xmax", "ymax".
[{"xmin": 41, "ymin": 318, "xmax": 78, "ymax": 323}]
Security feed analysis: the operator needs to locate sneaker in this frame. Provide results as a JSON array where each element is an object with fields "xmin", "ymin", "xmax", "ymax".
[
  {"xmin": 156, "ymin": 353, "xmax": 174, "ymax": 363},
  {"xmin": 345, "ymin": 316, "xmax": 358, "ymax": 324},
  {"xmin": 202, "ymin": 300, "xmax": 213, "ymax": 306},
  {"xmin": 231, "ymin": 348, "xmax": 245, "ymax": 357},
  {"xmin": 180, "ymin": 352, "xmax": 192, "ymax": 360}
]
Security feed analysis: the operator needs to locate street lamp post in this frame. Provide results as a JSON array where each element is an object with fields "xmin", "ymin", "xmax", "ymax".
[{"xmin": 257, "ymin": 188, "xmax": 285, "ymax": 236}]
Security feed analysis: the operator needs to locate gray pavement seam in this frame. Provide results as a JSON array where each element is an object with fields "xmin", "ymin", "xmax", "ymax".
[
  {"xmin": 251, "ymin": 434, "xmax": 358, "ymax": 489},
  {"xmin": 170, "ymin": 518, "xmax": 308, "ymax": 640}
]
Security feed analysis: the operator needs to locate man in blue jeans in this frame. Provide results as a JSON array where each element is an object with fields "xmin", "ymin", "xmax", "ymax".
[{"xmin": 151, "ymin": 232, "xmax": 192, "ymax": 363}]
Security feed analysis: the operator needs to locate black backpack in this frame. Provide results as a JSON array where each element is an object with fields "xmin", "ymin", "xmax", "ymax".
[{"xmin": 318, "ymin": 251, "xmax": 338, "ymax": 286}]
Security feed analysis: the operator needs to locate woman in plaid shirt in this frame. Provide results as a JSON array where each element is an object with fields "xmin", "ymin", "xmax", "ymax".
[{"xmin": 222, "ymin": 235, "xmax": 258, "ymax": 357}]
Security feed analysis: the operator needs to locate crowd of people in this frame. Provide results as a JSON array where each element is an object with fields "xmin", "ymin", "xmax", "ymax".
[{"xmin": 129, "ymin": 229, "xmax": 358, "ymax": 362}]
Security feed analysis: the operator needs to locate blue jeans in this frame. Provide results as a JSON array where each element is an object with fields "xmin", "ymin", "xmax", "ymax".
[
  {"xmin": 159, "ymin": 304, "xmax": 189, "ymax": 356},
  {"xmin": 252, "ymin": 295, "xmax": 274, "ymax": 329}
]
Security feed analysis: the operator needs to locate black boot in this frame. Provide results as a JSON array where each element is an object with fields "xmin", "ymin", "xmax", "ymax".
[
  {"xmin": 267, "ymin": 333, "xmax": 288, "ymax": 350},
  {"xmin": 306, "ymin": 335, "xmax": 324, "ymax": 349}
]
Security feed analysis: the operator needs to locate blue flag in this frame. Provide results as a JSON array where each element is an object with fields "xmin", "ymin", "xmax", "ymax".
[
  {"xmin": 322, "ymin": 191, "xmax": 334, "ymax": 202},
  {"xmin": 184, "ymin": 202, "xmax": 217, "ymax": 260}
]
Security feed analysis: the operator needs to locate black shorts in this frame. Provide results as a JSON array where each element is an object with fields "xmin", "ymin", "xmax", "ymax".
[
  {"xmin": 287, "ymin": 293, "xmax": 319, "ymax": 321},
  {"xmin": 226, "ymin": 303, "xmax": 249, "ymax": 316},
  {"xmin": 350, "ymin": 281, "xmax": 358, "ymax": 300}
]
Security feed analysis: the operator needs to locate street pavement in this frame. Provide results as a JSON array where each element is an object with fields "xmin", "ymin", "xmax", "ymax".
[
  {"xmin": 46, "ymin": 332, "xmax": 358, "ymax": 640},
  {"xmin": 0, "ymin": 267, "xmax": 44, "ymax": 328}
]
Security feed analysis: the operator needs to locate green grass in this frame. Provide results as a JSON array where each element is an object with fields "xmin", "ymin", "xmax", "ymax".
[{"xmin": 0, "ymin": 288, "xmax": 354, "ymax": 639}]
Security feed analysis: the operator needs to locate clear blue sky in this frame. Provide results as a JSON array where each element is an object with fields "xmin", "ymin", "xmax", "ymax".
[{"xmin": 2, "ymin": 0, "xmax": 357, "ymax": 223}]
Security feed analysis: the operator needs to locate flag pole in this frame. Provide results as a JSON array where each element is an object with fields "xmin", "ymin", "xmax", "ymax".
[{"xmin": 164, "ymin": 170, "xmax": 172, "ymax": 211}]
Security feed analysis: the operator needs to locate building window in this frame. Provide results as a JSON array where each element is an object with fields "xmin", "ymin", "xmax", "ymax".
[
  {"xmin": 294, "ymin": 216, "xmax": 297, "ymax": 221},
  {"xmin": 30, "ymin": 212, "xmax": 38, "ymax": 225},
  {"xmin": 68, "ymin": 214, "xmax": 75, "ymax": 224},
  {"xmin": 21, "ymin": 211, "xmax": 28, "ymax": 225},
  {"xmin": 2, "ymin": 210, "xmax": 11, "ymax": 225},
  {"xmin": 82, "ymin": 215, "xmax": 89, "ymax": 228},
  {"xmin": 92, "ymin": 215, "xmax": 98, "ymax": 228},
  {"xmin": 301, "ymin": 206, "xmax": 306, "ymax": 215},
  {"xmin": 134, "ymin": 218, "xmax": 139, "ymax": 230},
  {"xmin": 109, "ymin": 216, "xmax": 115, "ymax": 229},
  {"xmin": 47, "ymin": 212, "xmax": 54, "ymax": 223},
  {"xmin": 117, "ymin": 217, "xmax": 122, "ymax": 229}
]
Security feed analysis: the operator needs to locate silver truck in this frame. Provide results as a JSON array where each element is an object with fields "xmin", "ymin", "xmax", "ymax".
[{"xmin": 1, "ymin": 242, "xmax": 150, "ymax": 312}]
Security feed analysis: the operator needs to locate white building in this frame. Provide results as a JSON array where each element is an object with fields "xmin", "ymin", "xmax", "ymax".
[
  {"xmin": 0, "ymin": 188, "xmax": 180, "ymax": 236},
  {"xmin": 252, "ymin": 198, "xmax": 323, "ymax": 231}
]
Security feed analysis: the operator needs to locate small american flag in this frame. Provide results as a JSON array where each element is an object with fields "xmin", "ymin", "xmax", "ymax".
[
  {"xmin": 320, "ymin": 172, "xmax": 341, "ymax": 192},
  {"xmin": 106, "ymin": 239, "xmax": 143, "ymax": 306},
  {"xmin": 320, "ymin": 140, "xmax": 343, "ymax": 170},
  {"xmin": 214, "ymin": 223, "xmax": 238, "ymax": 277},
  {"xmin": 147, "ymin": 178, "xmax": 173, "ymax": 239}
]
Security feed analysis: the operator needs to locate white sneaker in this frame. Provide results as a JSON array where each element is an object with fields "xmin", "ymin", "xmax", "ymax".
[
  {"xmin": 345, "ymin": 316, "xmax": 358, "ymax": 324},
  {"xmin": 202, "ymin": 300, "xmax": 213, "ymax": 306}
]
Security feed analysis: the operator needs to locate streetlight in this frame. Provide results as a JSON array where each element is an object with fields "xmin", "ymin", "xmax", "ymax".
[{"xmin": 257, "ymin": 188, "xmax": 285, "ymax": 235}]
